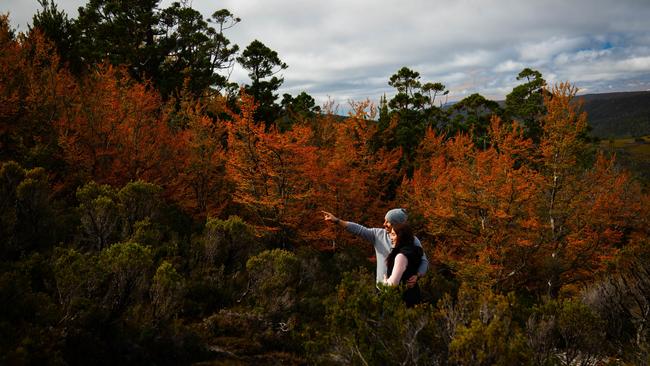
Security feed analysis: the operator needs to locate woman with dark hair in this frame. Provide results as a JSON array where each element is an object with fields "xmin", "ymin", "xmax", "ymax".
[{"xmin": 383, "ymin": 224, "xmax": 423, "ymax": 307}]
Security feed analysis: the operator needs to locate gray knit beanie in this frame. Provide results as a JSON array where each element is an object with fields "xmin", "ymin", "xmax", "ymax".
[{"xmin": 385, "ymin": 208, "xmax": 408, "ymax": 225}]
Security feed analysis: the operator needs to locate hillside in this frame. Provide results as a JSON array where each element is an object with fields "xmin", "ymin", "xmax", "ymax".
[
  {"xmin": 579, "ymin": 91, "xmax": 650, "ymax": 139},
  {"xmin": 601, "ymin": 136, "xmax": 650, "ymax": 186}
]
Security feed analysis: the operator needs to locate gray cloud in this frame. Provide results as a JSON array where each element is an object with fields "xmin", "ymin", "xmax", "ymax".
[{"xmin": 3, "ymin": 0, "xmax": 650, "ymax": 108}]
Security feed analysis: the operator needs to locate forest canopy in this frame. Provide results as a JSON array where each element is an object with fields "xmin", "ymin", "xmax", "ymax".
[{"xmin": 1, "ymin": 2, "xmax": 650, "ymax": 365}]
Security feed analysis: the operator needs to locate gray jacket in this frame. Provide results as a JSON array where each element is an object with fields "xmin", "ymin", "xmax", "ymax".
[{"xmin": 346, "ymin": 222, "xmax": 428, "ymax": 284}]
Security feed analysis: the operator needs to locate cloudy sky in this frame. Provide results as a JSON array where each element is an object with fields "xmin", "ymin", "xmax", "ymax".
[{"xmin": 4, "ymin": 0, "xmax": 650, "ymax": 108}]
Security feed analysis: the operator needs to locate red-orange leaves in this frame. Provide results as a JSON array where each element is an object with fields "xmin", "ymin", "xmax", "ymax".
[
  {"xmin": 407, "ymin": 116, "xmax": 542, "ymax": 290},
  {"xmin": 166, "ymin": 93, "xmax": 230, "ymax": 219},
  {"xmin": 406, "ymin": 84, "xmax": 646, "ymax": 296},
  {"xmin": 56, "ymin": 64, "xmax": 171, "ymax": 187},
  {"xmin": 226, "ymin": 93, "xmax": 318, "ymax": 244},
  {"xmin": 314, "ymin": 101, "xmax": 402, "ymax": 250},
  {"xmin": 0, "ymin": 22, "xmax": 75, "ymax": 166}
]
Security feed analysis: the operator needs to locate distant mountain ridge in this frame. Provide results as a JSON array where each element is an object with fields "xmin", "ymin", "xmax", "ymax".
[
  {"xmin": 577, "ymin": 91, "xmax": 650, "ymax": 139},
  {"xmin": 352, "ymin": 91, "xmax": 650, "ymax": 139}
]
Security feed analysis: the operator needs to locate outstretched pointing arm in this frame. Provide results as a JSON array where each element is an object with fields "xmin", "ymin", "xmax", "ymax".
[
  {"xmin": 321, "ymin": 211, "xmax": 348, "ymax": 228},
  {"xmin": 322, "ymin": 210, "xmax": 379, "ymax": 243}
]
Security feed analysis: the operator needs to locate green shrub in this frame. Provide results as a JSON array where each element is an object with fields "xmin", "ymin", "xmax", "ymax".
[
  {"xmin": 151, "ymin": 261, "xmax": 185, "ymax": 321},
  {"xmin": 184, "ymin": 216, "xmax": 260, "ymax": 315},
  {"xmin": 528, "ymin": 298, "xmax": 607, "ymax": 366},
  {"xmin": 1, "ymin": 162, "xmax": 56, "ymax": 258},
  {"xmin": 118, "ymin": 181, "xmax": 163, "ymax": 237},
  {"xmin": 76, "ymin": 182, "xmax": 122, "ymax": 251},
  {"xmin": 448, "ymin": 290, "xmax": 532, "ymax": 366},
  {"xmin": 310, "ymin": 268, "xmax": 444, "ymax": 365},
  {"xmin": 246, "ymin": 249, "xmax": 300, "ymax": 317}
]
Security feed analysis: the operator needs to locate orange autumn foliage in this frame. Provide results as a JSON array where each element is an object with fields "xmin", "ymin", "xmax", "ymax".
[
  {"xmin": 0, "ymin": 15, "xmax": 19, "ymax": 128},
  {"xmin": 405, "ymin": 84, "xmax": 647, "ymax": 295},
  {"xmin": 533, "ymin": 83, "xmax": 646, "ymax": 296},
  {"xmin": 4, "ymin": 8, "xmax": 645, "ymax": 288},
  {"xmin": 56, "ymin": 64, "xmax": 174, "ymax": 187},
  {"xmin": 165, "ymin": 91, "xmax": 230, "ymax": 219},
  {"xmin": 226, "ymin": 92, "xmax": 318, "ymax": 245},
  {"xmin": 0, "ymin": 20, "xmax": 75, "ymax": 167},
  {"xmin": 312, "ymin": 101, "xmax": 402, "ymax": 250},
  {"xmin": 406, "ymin": 118, "xmax": 542, "ymax": 290}
]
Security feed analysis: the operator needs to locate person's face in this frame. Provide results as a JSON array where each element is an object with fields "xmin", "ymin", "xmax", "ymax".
[
  {"xmin": 389, "ymin": 228, "xmax": 397, "ymax": 247},
  {"xmin": 383, "ymin": 219, "xmax": 392, "ymax": 232}
]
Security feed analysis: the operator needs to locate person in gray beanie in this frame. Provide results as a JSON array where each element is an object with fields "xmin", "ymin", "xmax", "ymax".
[
  {"xmin": 385, "ymin": 208, "xmax": 408, "ymax": 226},
  {"xmin": 321, "ymin": 208, "xmax": 428, "ymax": 286}
]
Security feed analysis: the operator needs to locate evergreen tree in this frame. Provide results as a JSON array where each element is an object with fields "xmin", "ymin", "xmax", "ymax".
[
  {"xmin": 386, "ymin": 67, "xmax": 448, "ymax": 138},
  {"xmin": 237, "ymin": 39, "xmax": 288, "ymax": 126},
  {"xmin": 75, "ymin": 0, "xmax": 162, "ymax": 79},
  {"xmin": 73, "ymin": 0, "xmax": 240, "ymax": 98},
  {"xmin": 158, "ymin": 3, "xmax": 240, "ymax": 98},
  {"xmin": 449, "ymin": 93, "xmax": 503, "ymax": 148},
  {"xmin": 505, "ymin": 68, "xmax": 547, "ymax": 142},
  {"xmin": 384, "ymin": 67, "xmax": 448, "ymax": 175},
  {"xmin": 278, "ymin": 91, "xmax": 321, "ymax": 131},
  {"xmin": 31, "ymin": 0, "xmax": 81, "ymax": 73},
  {"xmin": 386, "ymin": 67, "xmax": 427, "ymax": 157}
]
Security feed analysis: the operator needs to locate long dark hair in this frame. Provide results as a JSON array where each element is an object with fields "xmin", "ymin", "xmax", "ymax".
[{"xmin": 386, "ymin": 223, "xmax": 415, "ymax": 268}]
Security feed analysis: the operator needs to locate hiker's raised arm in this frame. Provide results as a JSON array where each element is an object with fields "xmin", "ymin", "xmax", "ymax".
[{"xmin": 321, "ymin": 211, "xmax": 348, "ymax": 228}]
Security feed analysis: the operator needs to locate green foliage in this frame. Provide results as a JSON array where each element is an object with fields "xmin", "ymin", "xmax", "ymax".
[
  {"xmin": 53, "ymin": 243, "xmax": 152, "ymax": 321},
  {"xmin": 448, "ymin": 290, "xmax": 531, "ymax": 366},
  {"xmin": 389, "ymin": 67, "xmax": 428, "ymax": 111},
  {"xmin": 527, "ymin": 298, "xmax": 607, "ymax": 366},
  {"xmin": 505, "ymin": 68, "xmax": 547, "ymax": 141},
  {"xmin": 76, "ymin": 181, "xmax": 122, "ymax": 251},
  {"xmin": 555, "ymin": 300, "xmax": 606, "ymax": 366},
  {"xmin": 129, "ymin": 218, "xmax": 165, "ymax": 249},
  {"xmin": 16, "ymin": 167, "xmax": 55, "ymax": 236},
  {"xmin": 238, "ymin": 39, "xmax": 288, "ymax": 125},
  {"xmin": 246, "ymin": 249, "xmax": 300, "ymax": 317},
  {"xmin": 99, "ymin": 242, "xmax": 153, "ymax": 302},
  {"xmin": 72, "ymin": 0, "xmax": 240, "ymax": 98},
  {"xmin": 52, "ymin": 247, "xmax": 101, "ymax": 327},
  {"xmin": 278, "ymin": 91, "xmax": 322, "ymax": 131},
  {"xmin": 417, "ymin": 261, "xmax": 459, "ymax": 306},
  {"xmin": 0, "ymin": 162, "xmax": 56, "ymax": 259},
  {"xmin": 311, "ymin": 268, "xmax": 445, "ymax": 365},
  {"xmin": 150, "ymin": 260, "xmax": 185, "ymax": 321},
  {"xmin": 75, "ymin": 180, "xmax": 179, "ymax": 260},
  {"xmin": 448, "ymin": 93, "xmax": 503, "ymax": 148},
  {"xmin": 50, "ymin": 243, "xmax": 202, "ymax": 365},
  {"xmin": 184, "ymin": 216, "xmax": 259, "ymax": 315},
  {"xmin": 157, "ymin": 3, "xmax": 240, "ymax": 98},
  {"xmin": 203, "ymin": 215, "xmax": 259, "ymax": 274},
  {"xmin": 118, "ymin": 180, "xmax": 163, "ymax": 237},
  {"xmin": 1, "ymin": 162, "xmax": 25, "ymax": 257},
  {"xmin": 0, "ymin": 253, "xmax": 63, "ymax": 365},
  {"xmin": 31, "ymin": 0, "xmax": 79, "ymax": 73},
  {"xmin": 75, "ymin": 0, "xmax": 161, "ymax": 77},
  {"xmin": 238, "ymin": 39, "xmax": 288, "ymax": 85},
  {"xmin": 382, "ymin": 67, "xmax": 448, "ymax": 176}
]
